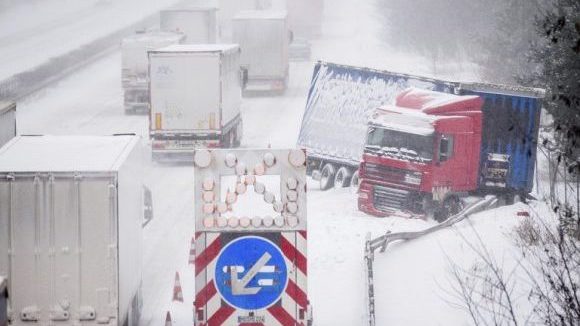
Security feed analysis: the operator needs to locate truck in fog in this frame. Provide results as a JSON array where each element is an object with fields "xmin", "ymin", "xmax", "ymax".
[
  {"xmin": 233, "ymin": 10, "xmax": 289, "ymax": 94},
  {"xmin": 299, "ymin": 61, "xmax": 543, "ymax": 219},
  {"xmin": 149, "ymin": 44, "xmax": 243, "ymax": 161},
  {"xmin": 0, "ymin": 135, "xmax": 147, "ymax": 326},
  {"xmin": 121, "ymin": 31, "xmax": 184, "ymax": 114},
  {"xmin": 217, "ymin": 0, "xmax": 269, "ymax": 41},
  {"xmin": 0, "ymin": 102, "xmax": 15, "ymax": 149},
  {"xmin": 160, "ymin": 6, "xmax": 217, "ymax": 44}
]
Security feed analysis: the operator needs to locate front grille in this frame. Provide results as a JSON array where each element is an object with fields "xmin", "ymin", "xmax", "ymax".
[
  {"xmin": 366, "ymin": 163, "xmax": 407, "ymax": 183},
  {"xmin": 373, "ymin": 185, "xmax": 410, "ymax": 213}
]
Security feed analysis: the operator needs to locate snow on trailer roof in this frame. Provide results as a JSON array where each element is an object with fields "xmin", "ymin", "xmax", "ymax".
[
  {"xmin": 0, "ymin": 101, "xmax": 15, "ymax": 115},
  {"xmin": 458, "ymin": 82, "xmax": 546, "ymax": 98},
  {"xmin": 0, "ymin": 135, "xmax": 139, "ymax": 173},
  {"xmin": 151, "ymin": 44, "xmax": 239, "ymax": 54},
  {"xmin": 122, "ymin": 30, "xmax": 184, "ymax": 44},
  {"xmin": 162, "ymin": 4, "xmax": 217, "ymax": 12},
  {"xmin": 233, "ymin": 10, "xmax": 288, "ymax": 20}
]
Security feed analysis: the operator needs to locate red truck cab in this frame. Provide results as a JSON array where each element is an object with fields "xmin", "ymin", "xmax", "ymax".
[{"xmin": 358, "ymin": 88, "xmax": 484, "ymax": 220}]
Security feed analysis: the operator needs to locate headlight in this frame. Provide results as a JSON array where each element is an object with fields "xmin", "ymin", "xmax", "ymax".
[{"xmin": 404, "ymin": 172, "xmax": 422, "ymax": 185}]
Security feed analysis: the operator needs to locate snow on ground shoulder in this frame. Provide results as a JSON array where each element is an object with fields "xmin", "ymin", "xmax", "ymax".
[
  {"xmin": 307, "ymin": 180, "xmax": 434, "ymax": 325},
  {"xmin": 373, "ymin": 202, "xmax": 535, "ymax": 326}
]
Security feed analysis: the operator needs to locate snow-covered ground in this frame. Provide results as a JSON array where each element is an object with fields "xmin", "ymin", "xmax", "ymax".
[
  {"xmin": 0, "ymin": 0, "xmax": 180, "ymax": 81},
  {"xmin": 11, "ymin": 0, "xmax": 544, "ymax": 325}
]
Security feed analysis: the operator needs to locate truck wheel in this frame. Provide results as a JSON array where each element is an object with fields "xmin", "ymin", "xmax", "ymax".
[
  {"xmin": 334, "ymin": 167, "xmax": 352, "ymax": 188},
  {"xmin": 350, "ymin": 170, "xmax": 360, "ymax": 189},
  {"xmin": 433, "ymin": 196, "xmax": 462, "ymax": 223},
  {"xmin": 229, "ymin": 131, "xmax": 236, "ymax": 148},
  {"xmin": 319, "ymin": 163, "xmax": 336, "ymax": 191}
]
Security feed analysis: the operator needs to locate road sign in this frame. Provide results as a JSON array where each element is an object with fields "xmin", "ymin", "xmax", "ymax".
[{"xmin": 214, "ymin": 236, "xmax": 288, "ymax": 310}]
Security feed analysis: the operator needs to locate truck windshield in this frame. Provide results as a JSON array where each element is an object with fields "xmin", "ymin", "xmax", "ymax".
[{"xmin": 365, "ymin": 127, "xmax": 434, "ymax": 162}]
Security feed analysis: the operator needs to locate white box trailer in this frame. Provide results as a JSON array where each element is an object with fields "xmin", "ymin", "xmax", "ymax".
[
  {"xmin": 160, "ymin": 6, "xmax": 218, "ymax": 44},
  {"xmin": 149, "ymin": 44, "xmax": 243, "ymax": 161},
  {"xmin": 0, "ymin": 135, "xmax": 146, "ymax": 326},
  {"xmin": 121, "ymin": 31, "xmax": 184, "ymax": 114},
  {"xmin": 233, "ymin": 10, "xmax": 289, "ymax": 94},
  {"xmin": 0, "ymin": 102, "xmax": 16, "ymax": 149},
  {"xmin": 217, "ymin": 0, "xmax": 268, "ymax": 42}
]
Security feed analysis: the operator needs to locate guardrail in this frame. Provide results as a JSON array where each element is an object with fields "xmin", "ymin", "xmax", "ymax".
[
  {"xmin": 364, "ymin": 195, "xmax": 498, "ymax": 326},
  {"xmin": 0, "ymin": 13, "xmax": 159, "ymax": 101}
]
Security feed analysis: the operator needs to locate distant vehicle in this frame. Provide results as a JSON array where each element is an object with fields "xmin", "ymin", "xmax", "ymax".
[
  {"xmin": 217, "ymin": 0, "xmax": 268, "ymax": 41},
  {"xmin": 149, "ymin": 44, "xmax": 243, "ymax": 161},
  {"xmin": 233, "ymin": 10, "xmax": 290, "ymax": 95},
  {"xmin": 0, "ymin": 276, "xmax": 6, "ymax": 326},
  {"xmin": 0, "ymin": 135, "xmax": 149, "ymax": 326},
  {"xmin": 160, "ymin": 6, "xmax": 217, "ymax": 44},
  {"xmin": 0, "ymin": 102, "xmax": 16, "ymax": 149},
  {"xmin": 299, "ymin": 61, "xmax": 544, "ymax": 220},
  {"xmin": 121, "ymin": 31, "xmax": 184, "ymax": 114},
  {"xmin": 286, "ymin": 0, "xmax": 323, "ymax": 39},
  {"xmin": 289, "ymin": 36, "xmax": 311, "ymax": 61}
]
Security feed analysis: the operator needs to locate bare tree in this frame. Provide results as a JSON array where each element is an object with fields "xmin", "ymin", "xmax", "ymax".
[{"xmin": 446, "ymin": 212, "xmax": 580, "ymax": 326}]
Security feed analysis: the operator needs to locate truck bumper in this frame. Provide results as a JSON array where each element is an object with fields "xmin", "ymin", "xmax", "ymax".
[
  {"xmin": 243, "ymin": 78, "xmax": 287, "ymax": 96},
  {"xmin": 151, "ymin": 139, "xmax": 222, "ymax": 162},
  {"xmin": 358, "ymin": 181, "xmax": 425, "ymax": 218},
  {"xmin": 124, "ymin": 102, "xmax": 149, "ymax": 114}
]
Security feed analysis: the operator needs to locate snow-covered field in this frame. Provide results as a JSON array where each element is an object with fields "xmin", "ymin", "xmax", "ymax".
[{"xmin": 11, "ymin": 0, "xmax": 547, "ymax": 325}]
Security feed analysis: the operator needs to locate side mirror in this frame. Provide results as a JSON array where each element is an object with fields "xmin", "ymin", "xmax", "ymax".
[{"xmin": 239, "ymin": 67, "xmax": 249, "ymax": 89}]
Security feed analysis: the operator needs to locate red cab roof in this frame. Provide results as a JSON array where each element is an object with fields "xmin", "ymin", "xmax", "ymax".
[{"xmin": 396, "ymin": 88, "xmax": 483, "ymax": 115}]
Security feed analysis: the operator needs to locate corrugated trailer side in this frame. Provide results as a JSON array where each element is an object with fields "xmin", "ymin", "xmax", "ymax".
[
  {"xmin": 0, "ymin": 102, "xmax": 16, "ymax": 149},
  {"xmin": 0, "ymin": 135, "xmax": 144, "ymax": 326},
  {"xmin": 457, "ymin": 83, "xmax": 544, "ymax": 194}
]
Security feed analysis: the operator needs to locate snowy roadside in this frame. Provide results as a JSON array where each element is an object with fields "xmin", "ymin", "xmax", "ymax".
[{"xmin": 0, "ymin": 0, "xmax": 181, "ymax": 82}]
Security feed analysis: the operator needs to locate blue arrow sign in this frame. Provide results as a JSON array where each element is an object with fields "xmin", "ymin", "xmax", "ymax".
[{"xmin": 214, "ymin": 236, "xmax": 288, "ymax": 310}]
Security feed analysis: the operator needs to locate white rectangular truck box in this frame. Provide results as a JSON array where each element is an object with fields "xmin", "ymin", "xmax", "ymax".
[
  {"xmin": 217, "ymin": 0, "xmax": 267, "ymax": 42},
  {"xmin": 160, "ymin": 6, "xmax": 218, "ymax": 44},
  {"xmin": 233, "ymin": 10, "xmax": 289, "ymax": 95},
  {"xmin": 121, "ymin": 31, "xmax": 185, "ymax": 114},
  {"xmin": 149, "ymin": 44, "xmax": 243, "ymax": 162},
  {"xmin": 0, "ymin": 102, "xmax": 16, "ymax": 149},
  {"xmin": 0, "ymin": 135, "xmax": 146, "ymax": 326}
]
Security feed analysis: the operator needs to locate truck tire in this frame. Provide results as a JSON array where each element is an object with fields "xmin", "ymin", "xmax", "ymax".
[
  {"xmin": 320, "ymin": 163, "xmax": 336, "ymax": 191},
  {"xmin": 433, "ymin": 196, "xmax": 462, "ymax": 223},
  {"xmin": 334, "ymin": 167, "xmax": 352, "ymax": 188},
  {"xmin": 234, "ymin": 121, "xmax": 243, "ymax": 147},
  {"xmin": 229, "ymin": 131, "xmax": 236, "ymax": 148},
  {"xmin": 350, "ymin": 170, "xmax": 360, "ymax": 189}
]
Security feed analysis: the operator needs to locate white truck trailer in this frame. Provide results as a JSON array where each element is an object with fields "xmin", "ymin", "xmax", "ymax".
[
  {"xmin": 160, "ymin": 6, "xmax": 218, "ymax": 44},
  {"xmin": 233, "ymin": 10, "xmax": 290, "ymax": 95},
  {"xmin": 149, "ymin": 44, "xmax": 243, "ymax": 161},
  {"xmin": 0, "ymin": 135, "xmax": 146, "ymax": 326},
  {"xmin": 217, "ymin": 0, "xmax": 268, "ymax": 41},
  {"xmin": 0, "ymin": 102, "xmax": 16, "ymax": 149},
  {"xmin": 121, "ymin": 31, "xmax": 184, "ymax": 114}
]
